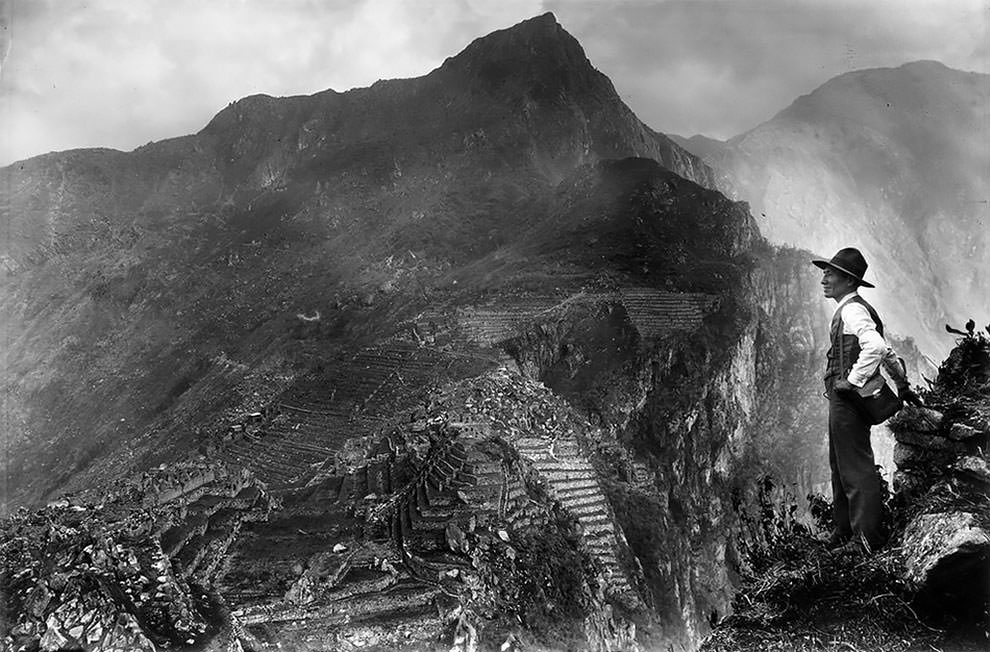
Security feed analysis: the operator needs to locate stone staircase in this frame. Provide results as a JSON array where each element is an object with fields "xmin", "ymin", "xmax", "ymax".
[{"xmin": 513, "ymin": 436, "xmax": 639, "ymax": 603}]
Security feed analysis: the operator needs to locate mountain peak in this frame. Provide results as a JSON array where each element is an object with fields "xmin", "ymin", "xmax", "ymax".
[
  {"xmin": 511, "ymin": 11, "xmax": 560, "ymax": 32},
  {"xmin": 464, "ymin": 12, "xmax": 566, "ymax": 49},
  {"xmin": 438, "ymin": 12, "xmax": 592, "ymax": 81},
  {"xmin": 899, "ymin": 59, "xmax": 948, "ymax": 70}
]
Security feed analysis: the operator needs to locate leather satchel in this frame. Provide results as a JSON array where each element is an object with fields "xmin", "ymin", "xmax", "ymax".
[
  {"xmin": 854, "ymin": 373, "xmax": 903, "ymax": 425},
  {"xmin": 837, "ymin": 314, "xmax": 903, "ymax": 425}
]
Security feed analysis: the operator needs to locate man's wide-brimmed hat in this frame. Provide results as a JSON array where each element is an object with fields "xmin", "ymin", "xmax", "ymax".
[{"xmin": 811, "ymin": 247, "xmax": 875, "ymax": 288}]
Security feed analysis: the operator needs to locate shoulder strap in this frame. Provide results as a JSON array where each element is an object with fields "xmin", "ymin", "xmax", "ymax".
[
  {"xmin": 838, "ymin": 310, "xmax": 846, "ymax": 375},
  {"xmin": 839, "ymin": 297, "xmax": 891, "ymax": 385},
  {"xmin": 846, "ymin": 295, "xmax": 884, "ymax": 337}
]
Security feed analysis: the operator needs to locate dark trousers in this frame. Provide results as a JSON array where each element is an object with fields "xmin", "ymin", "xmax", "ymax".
[{"xmin": 828, "ymin": 391, "xmax": 883, "ymax": 548}]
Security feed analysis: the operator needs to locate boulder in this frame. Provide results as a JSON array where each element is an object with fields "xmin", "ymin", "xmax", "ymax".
[
  {"xmin": 893, "ymin": 430, "xmax": 969, "ymax": 452},
  {"xmin": 888, "ymin": 406, "xmax": 944, "ymax": 433},
  {"xmin": 892, "ymin": 442, "xmax": 958, "ymax": 471},
  {"xmin": 902, "ymin": 511, "xmax": 990, "ymax": 601},
  {"xmin": 947, "ymin": 423, "xmax": 984, "ymax": 442},
  {"xmin": 960, "ymin": 403, "xmax": 990, "ymax": 433},
  {"xmin": 892, "ymin": 469, "xmax": 930, "ymax": 499},
  {"xmin": 40, "ymin": 616, "xmax": 68, "ymax": 651},
  {"xmin": 27, "ymin": 583, "xmax": 51, "ymax": 617},
  {"xmin": 952, "ymin": 456, "xmax": 990, "ymax": 487},
  {"xmin": 445, "ymin": 522, "xmax": 468, "ymax": 553}
]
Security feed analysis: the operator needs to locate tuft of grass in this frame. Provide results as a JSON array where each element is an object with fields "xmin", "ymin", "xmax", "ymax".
[
  {"xmin": 705, "ymin": 477, "xmax": 985, "ymax": 652},
  {"xmin": 702, "ymin": 528, "xmax": 955, "ymax": 652}
]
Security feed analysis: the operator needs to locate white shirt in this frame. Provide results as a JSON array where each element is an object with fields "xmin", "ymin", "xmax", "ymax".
[{"xmin": 834, "ymin": 291, "xmax": 887, "ymax": 387}]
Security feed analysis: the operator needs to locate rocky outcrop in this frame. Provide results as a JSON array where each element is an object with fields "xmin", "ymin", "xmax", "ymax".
[
  {"xmin": 694, "ymin": 328, "xmax": 989, "ymax": 652},
  {"xmin": 902, "ymin": 512, "xmax": 989, "ymax": 592},
  {"xmin": 888, "ymin": 330, "xmax": 990, "ymax": 609}
]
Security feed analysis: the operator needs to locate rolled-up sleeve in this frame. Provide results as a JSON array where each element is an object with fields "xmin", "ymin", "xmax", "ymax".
[{"xmin": 842, "ymin": 303, "xmax": 886, "ymax": 387}]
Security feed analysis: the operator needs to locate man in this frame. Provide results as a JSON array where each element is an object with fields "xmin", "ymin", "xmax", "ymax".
[{"xmin": 813, "ymin": 247, "xmax": 918, "ymax": 553}]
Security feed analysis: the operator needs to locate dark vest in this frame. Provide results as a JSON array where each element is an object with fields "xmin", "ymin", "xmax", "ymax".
[{"xmin": 824, "ymin": 295, "xmax": 884, "ymax": 386}]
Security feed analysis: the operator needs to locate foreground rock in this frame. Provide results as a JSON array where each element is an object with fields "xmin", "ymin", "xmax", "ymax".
[{"xmin": 902, "ymin": 512, "xmax": 990, "ymax": 598}]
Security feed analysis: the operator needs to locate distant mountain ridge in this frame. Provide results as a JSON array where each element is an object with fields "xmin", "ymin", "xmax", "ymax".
[
  {"xmin": 673, "ymin": 60, "xmax": 990, "ymax": 359},
  {"xmin": 4, "ymin": 13, "xmax": 714, "ymax": 269},
  {"xmin": 195, "ymin": 11, "xmax": 716, "ymax": 193}
]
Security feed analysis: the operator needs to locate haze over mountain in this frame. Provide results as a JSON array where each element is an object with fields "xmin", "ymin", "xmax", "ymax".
[
  {"xmin": 1, "ymin": 12, "xmax": 712, "ymax": 497},
  {"xmin": 0, "ymin": 12, "xmax": 722, "ymax": 510},
  {"xmin": 1, "ymin": 13, "xmax": 849, "ymax": 651},
  {"xmin": 673, "ymin": 60, "xmax": 990, "ymax": 361}
]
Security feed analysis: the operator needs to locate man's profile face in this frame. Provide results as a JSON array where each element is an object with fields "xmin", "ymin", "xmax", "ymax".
[{"xmin": 821, "ymin": 267, "xmax": 857, "ymax": 300}]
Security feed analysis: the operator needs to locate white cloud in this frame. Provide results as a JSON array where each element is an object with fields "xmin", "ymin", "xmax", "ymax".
[
  {"xmin": 0, "ymin": 0, "xmax": 11, "ymax": 79},
  {"xmin": 1, "ymin": 0, "xmax": 550, "ymax": 164},
  {"xmin": 0, "ymin": 0, "xmax": 985, "ymax": 165},
  {"xmin": 548, "ymin": 0, "xmax": 989, "ymax": 138}
]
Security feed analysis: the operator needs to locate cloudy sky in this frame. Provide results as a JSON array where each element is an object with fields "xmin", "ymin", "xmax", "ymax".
[{"xmin": 0, "ymin": 0, "xmax": 987, "ymax": 167}]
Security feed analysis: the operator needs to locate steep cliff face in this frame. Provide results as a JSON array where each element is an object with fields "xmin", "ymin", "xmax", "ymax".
[
  {"xmin": 748, "ymin": 248, "xmax": 833, "ymax": 490},
  {"xmin": 498, "ymin": 242, "xmax": 826, "ymax": 648},
  {"xmin": 674, "ymin": 61, "xmax": 990, "ymax": 360}
]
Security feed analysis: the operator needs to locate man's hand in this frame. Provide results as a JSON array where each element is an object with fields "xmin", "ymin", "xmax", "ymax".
[
  {"xmin": 833, "ymin": 378, "xmax": 855, "ymax": 395},
  {"xmin": 899, "ymin": 387, "xmax": 924, "ymax": 407}
]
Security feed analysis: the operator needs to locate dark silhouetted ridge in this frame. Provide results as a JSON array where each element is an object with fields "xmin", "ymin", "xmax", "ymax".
[{"xmin": 438, "ymin": 12, "xmax": 595, "ymax": 86}]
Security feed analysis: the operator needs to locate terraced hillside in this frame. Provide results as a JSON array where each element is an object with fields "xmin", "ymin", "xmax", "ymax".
[
  {"xmin": 434, "ymin": 287, "xmax": 717, "ymax": 347},
  {"xmin": 214, "ymin": 343, "xmax": 492, "ymax": 491},
  {"xmin": 210, "ymin": 368, "xmax": 645, "ymax": 650},
  {"xmin": 0, "ymin": 12, "xmax": 724, "ymax": 512},
  {"xmin": 0, "ymin": 462, "xmax": 273, "ymax": 651},
  {"xmin": 200, "ymin": 280, "xmax": 729, "ymax": 498}
]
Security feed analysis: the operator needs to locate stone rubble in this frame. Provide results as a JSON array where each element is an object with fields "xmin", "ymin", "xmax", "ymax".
[
  {"xmin": 887, "ymin": 333, "xmax": 990, "ymax": 604},
  {"xmin": 1, "ymin": 460, "xmax": 271, "ymax": 652}
]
